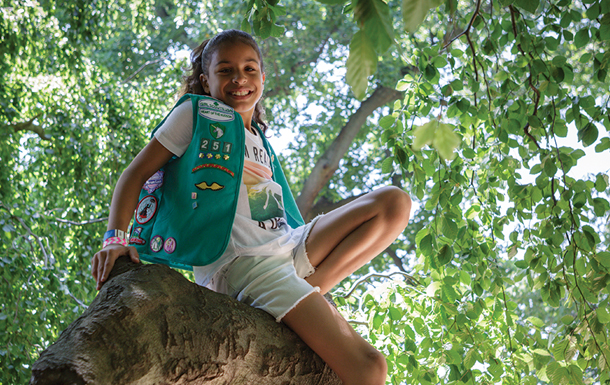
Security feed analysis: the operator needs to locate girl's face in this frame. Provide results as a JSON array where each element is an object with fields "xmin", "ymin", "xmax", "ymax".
[{"xmin": 200, "ymin": 42, "xmax": 265, "ymax": 127}]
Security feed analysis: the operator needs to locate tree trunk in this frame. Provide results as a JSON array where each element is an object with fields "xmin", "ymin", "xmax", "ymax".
[
  {"xmin": 296, "ymin": 85, "xmax": 403, "ymax": 218},
  {"xmin": 30, "ymin": 256, "xmax": 341, "ymax": 385}
]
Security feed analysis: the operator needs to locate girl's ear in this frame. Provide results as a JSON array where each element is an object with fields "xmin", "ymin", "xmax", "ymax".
[{"xmin": 199, "ymin": 74, "xmax": 210, "ymax": 93}]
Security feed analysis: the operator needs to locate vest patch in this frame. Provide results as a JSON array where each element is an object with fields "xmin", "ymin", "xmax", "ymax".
[
  {"xmin": 136, "ymin": 195, "xmax": 158, "ymax": 224},
  {"xmin": 195, "ymin": 181, "xmax": 224, "ymax": 191},
  {"xmin": 143, "ymin": 170, "xmax": 164, "ymax": 193},
  {"xmin": 129, "ymin": 227, "xmax": 146, "ymax": 245},
  {"xmin": 198, "ymin": 99, "xmax": 234, "ymax": 122},
  {"xmin": 210, "ymin": 123, "xmax": 225, "ymax": 139},
  {"xmin": 164, "ymin": 237, "xmax": 177, "ymax": 254},
  {"xmin": 150, "ymin": 235, "xmax": 163, "ymax": 252},
  {"xmin": 192, "ymin": 163, "xmax": 235, "ymax": 177}
]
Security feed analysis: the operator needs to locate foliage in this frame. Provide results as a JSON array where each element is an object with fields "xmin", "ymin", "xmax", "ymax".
[{"xmin": 1, "ymin": 0, "xmax": 609, "ymax": 384}]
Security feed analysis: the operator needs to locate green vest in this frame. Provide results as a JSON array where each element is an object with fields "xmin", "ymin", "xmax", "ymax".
[{"xmin": 128, "ymin": 94, "xmax": 304, "ymax": 270}]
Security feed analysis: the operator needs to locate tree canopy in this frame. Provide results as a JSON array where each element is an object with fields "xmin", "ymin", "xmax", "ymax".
[{"xmin": 1, "ymin": 0, "xmax": 609, "ymax": 384}]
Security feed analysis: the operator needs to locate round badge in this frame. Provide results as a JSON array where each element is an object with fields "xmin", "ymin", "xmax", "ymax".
[
  {"xmin": 164, "ymin": 237, "xmax": 176, "ymax": 254},
  {"xmin": 136, "ymin": 195, "xmax": 158, "ymax": 224},
  {"xmin": 150, "ymin": 235, "xmax": 163, "ymax": 253}
]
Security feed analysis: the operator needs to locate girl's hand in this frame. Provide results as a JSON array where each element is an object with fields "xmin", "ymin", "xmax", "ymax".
[{"xmin": 91, "ymin": 244, "xmax": 140, "ymax": 290}]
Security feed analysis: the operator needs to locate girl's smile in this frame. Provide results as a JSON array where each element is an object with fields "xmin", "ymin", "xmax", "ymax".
[{"xmin": 200, "ymin": 42, "xmax": 265, "ymax": 128}]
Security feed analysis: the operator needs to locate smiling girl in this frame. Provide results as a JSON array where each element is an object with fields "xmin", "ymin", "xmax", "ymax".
[{"xmin": 91, "ymin": 29, "xmax": 411, "ymax": 385}]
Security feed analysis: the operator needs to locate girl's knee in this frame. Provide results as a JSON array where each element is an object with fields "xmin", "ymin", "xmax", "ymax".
[{"xmin": 375, "ymin": 186, "xmax": 412, "ymax": 222}]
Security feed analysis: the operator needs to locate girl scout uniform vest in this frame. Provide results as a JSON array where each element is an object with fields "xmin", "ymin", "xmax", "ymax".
[{"xmin": 129, "ymin": 94, "xmax": 304, "ymax": 271}]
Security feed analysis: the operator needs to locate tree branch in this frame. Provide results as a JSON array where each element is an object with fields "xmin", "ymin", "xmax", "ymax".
[
  {"xmin": 6, "ymin": 112, "xmax": 50, "ymax": 140},
  {"xmin": 296, "ymin": 85, "xmax": 403, "ymax": 217}
]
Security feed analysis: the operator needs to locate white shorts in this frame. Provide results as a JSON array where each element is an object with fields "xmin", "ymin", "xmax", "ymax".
[{"xmin": 206, "ymin": 217, "xmax": 320, "ymax": 322}]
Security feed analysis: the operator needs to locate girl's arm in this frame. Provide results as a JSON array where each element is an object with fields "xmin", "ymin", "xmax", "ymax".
[{"xmin": 91, "ymin": 138, "xmax": 175, "ymax": 290}]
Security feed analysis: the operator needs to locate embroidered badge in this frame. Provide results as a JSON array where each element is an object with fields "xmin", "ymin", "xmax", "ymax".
[
  {"xmin": 210, "ymin": 123, "xmax": 226, "ymax": 139},
  {"xmin": 164, "ymin": 237, "xmax": 176, "ymax": 254},
  {"xmin": 136, "ymin": 195, "xmax": 158, "ymax": 224},
  {"xmin": 192, "ymin": 163, "xmax": 235, "ymax": 177},
  {"xmin": 223, "ymin": 155, "xmax": 230, "ymax": 160},
  {"xmin": 191, "ymin": 192, "xmax": 197, "ymax": 199},
  {"xmin": 200, "ymin": 138, "xmax": 209, "ymax": 151},
  {"xmin": 215, "ymin": 154, "xmax": 221, "ymax": 159},
  {"xmin": 211, "ymin": 141, "xmax": 221, "ymax": 152},
  {"xmin": 129, "ymin": 227, "xmax": 146, "ymax": 245},
  {"xmin": 195, "ymin": 181, "xmax": 225, "ymax": 191},
  {"xmin": 150, "ymin": 235, "xmax": 163, "ymax": 253},
  {"xmin": 207, "ymin": 153, "xmax": 213, "ymax": 159},
  {"xmin": 198, "ymin": 99, "xmax": 234, "ymax": 122},
  {"xmin": 193, "ymin": 202, "xmax": 198, "ymax": 209},
  {"xmin": 143, "ymin": 170, "xmax": 164, "ymax": 194}
]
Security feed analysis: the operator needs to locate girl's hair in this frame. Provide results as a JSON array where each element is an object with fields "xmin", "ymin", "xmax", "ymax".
[{"xmin": 178, "ymin": 29, "xmax": 268, "ymax": 133}]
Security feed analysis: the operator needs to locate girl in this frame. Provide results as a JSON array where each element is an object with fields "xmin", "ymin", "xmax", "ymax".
[{"xmin": 92, "ymin": 29, "xmax": 411, "ymax": 385}]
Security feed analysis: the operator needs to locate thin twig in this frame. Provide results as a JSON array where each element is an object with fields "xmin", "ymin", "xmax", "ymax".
[
  {"xmin": 68, "ymin": 292, "xmax": 89, "ymax": 309},
  {"xmin": 53, "ymin": 217, "xmax": 108, "ymax": 226},
  {"xmin": 337, "ymin": 271, "xmax": 420, "ymax": 299},
  {"xmin": 442, "ymin": 0, "xmax": 482, "ymax": 49},
  {"xmin": 121, "ymin": 58, "xmax": 164, "ymax": 84}
]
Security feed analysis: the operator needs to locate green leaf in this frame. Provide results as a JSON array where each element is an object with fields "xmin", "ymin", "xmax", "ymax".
[
  {"xmin": 346, "ymin": 30, "xmax": 377, "ymax": 100},
  {"xmin": 596, "ymin": 251, "xmax": 610, "ymax": 268},
  {"xmin": 412, "ymin": 120, "xmax": 438, "ymax": 150},
  {"xmin": 577, "ymin": 123, "xmax": 598, "ymax": 147},
  {"xmin": 533, "ymin": 348, "xmax": 551, "ymax": 356},
  {"xmin": 433, "ymin": 123, "xmax": 461, "ymax": 160},
  {"xmin": 363, "ymin": 0, "xmax": 394, "ymax": 54},
  {"xmin": 597, "ymin": 305, "xmax": 610, "ymax": 324},
  {"xmin": 595, "ymin": 174, "xmax": 608, "ymax": 192},
  {"xmin": 442, "ymin": 216, "xmax": 458, "ymax": 239},
  {"xmin": 527, "ymin": 316, "xmax": 545, "ymax": 328},
  {"xmin": 514, "ymin": 0, "xmax": 539, "ymax": 13},
  {"xmin": 574, "ymin": 28, "xmax": 590, "ymax": 49},
  {"xmin": 419, "ymin": 234, "xmax": 434, "ymax": 257},
  {"xmin": 388, "ymin": 306, "xmax": 403, "ymax": 321},
  {"xmin": 241, "ymin": 18, "xmax": 252, "ymax": 34},
  {"xmin": 381, "ymin": 157, "xmax": 394, "ymax": 174},
  {"xmin": 437, "ymin": 244, "xmax": 454, "ymax": 266},
  {"xmin": 402, "ymin": 0, "xmax": 442, "ymax": 33}
]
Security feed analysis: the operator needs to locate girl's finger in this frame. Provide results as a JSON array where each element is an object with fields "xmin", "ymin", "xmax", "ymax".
[
  {"xmin": 128, "ymin": 246, "xmax": 140, "ymax": 263},
  {"xmin": 101, "ymin": 253, "xmax": 114, "ymax": 283}
]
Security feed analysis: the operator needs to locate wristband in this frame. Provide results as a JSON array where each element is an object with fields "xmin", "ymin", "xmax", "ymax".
[
  {"xmin": 103, "ymin": 237, "xmax": 129, "ymax": 248},
  {"xmin": 103, "ymin": 229, "xmax": 126, "ymax": 242}
]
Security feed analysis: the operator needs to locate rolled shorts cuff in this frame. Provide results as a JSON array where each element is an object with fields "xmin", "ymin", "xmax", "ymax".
[{"xmin": 292, "ymin": 214, "xmax": 322, "ymax": 279}]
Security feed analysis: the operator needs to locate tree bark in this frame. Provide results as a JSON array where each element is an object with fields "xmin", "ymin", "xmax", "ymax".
[
  {"xmin": 295, "ymin": 85, "xmax": 403, "ymax": 218},
  {"xmin": 30, "ymin": 256, "xmax": 341, "ymax": 385}
]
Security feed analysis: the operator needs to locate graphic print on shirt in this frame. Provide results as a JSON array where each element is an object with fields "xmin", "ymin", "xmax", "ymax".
[{"xmin": 243, "ymin": 131, "xmax": 285, "ymax": 224}]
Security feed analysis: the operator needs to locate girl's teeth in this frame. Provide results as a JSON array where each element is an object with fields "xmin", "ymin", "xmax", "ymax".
[{"xmin": 232, "ymin": 91, "xmax": 249, "ymax": 96}]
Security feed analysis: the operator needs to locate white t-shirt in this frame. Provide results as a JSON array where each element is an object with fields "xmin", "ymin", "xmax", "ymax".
[{"xmin": 153, "ymin": 99, "xmax": 303, "ymax": 284}]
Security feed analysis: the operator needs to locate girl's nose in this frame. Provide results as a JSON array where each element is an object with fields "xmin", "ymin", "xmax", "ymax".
[{"xmin": 232, "ymin": 72, "xmax": 247, "ymax": 84}]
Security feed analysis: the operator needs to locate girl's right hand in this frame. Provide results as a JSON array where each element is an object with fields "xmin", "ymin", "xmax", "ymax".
[{"xmin": 91, "ymin": 245, "xmax": 140, "ymax": 290}]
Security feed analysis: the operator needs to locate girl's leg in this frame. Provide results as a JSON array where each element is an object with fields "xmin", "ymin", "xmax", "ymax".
[
  {"xmin": 305, "ymin": 186, "xmax": 411, "ymax": 294},
  {"xmin": 282, "ymin": 291, "xmax": 387, "ymax": 385}
]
